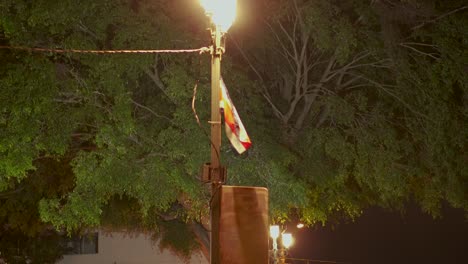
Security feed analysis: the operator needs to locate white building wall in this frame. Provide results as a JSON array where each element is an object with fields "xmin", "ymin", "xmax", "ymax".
[{"xmin": 57, "ymin": 232, "xmax": 208, "ymax": 264}]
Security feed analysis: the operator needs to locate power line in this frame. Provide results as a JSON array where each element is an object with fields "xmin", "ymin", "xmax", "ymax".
[{"xmin": 0, "ymin": 45, "xmax": 210, "ymax": 54}]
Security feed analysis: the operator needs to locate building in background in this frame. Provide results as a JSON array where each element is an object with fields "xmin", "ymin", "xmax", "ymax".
[{"xmin": 57, "ymin": 231, "xmax": 207, "ymax": 264}]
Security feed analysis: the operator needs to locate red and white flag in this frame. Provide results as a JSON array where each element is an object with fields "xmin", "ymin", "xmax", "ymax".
[{"xmin": 219, "ymin": 78, "xmax": 252, "ymax": 154}]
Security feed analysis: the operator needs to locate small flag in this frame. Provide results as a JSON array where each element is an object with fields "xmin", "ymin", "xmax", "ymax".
[{"xmin": 219, "ymin": 78, "xmax": 252, "ymax": 154}]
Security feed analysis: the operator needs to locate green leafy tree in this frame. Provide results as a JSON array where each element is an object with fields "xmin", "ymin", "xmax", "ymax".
[
  {"xmin": 0, "ymin": 157, "xmax": 73, "ymax": 263},
  {"xmin": 0, "ymin": 0, "xmax": 466, "ymax": 260},
  {"xmin": 0, "ymin": 0, "xmax": 212, "ymax": 257},
  {"xmin": 231, "ymin": 0, "xmax": 467, "ymax": 222}
]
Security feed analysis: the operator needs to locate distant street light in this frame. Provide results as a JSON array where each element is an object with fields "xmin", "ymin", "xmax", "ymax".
[
  {"xmin": 270, "ymin": 225, "xmax": 294, "ymax": 264},
  {"xmin": 282, "ymin": 233, "xmax": 294, "ymax": 249},
  {"xmin": 270, "ymin": 225, "xmax": 280, "ymax": 240},
  {"xmin": 270, "ymin": 225, "xmax": 280, "ymax": 263},
  {"xmin": 198, "ymin": 1, "xmax": 237, "ymax": 264}
]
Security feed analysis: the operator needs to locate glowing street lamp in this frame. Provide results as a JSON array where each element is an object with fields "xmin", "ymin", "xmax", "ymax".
[
  {"xmin": 270, "ymin": 226, "xmax": 294, "ymax": 264},
  {"xmin": 270, "ymin": 225, "xmax": 280, "ymax": 240},
  {"xmin": 200, "ymin": 0, "xmax": 237, "ymax": 32},
  {"xmin": 282, "ymin": 233, "xmax": 293, "ymax": 249},
  {"xmin": 199, "ymin": 1, "xmax": 237, "ymax": 264},
  {"xmin": 270, "ymin": 225, "xmax": 280, "ymax": 263},
  {"xmin": 279, "ymin": 233, "xmax": 293, "ymax": 264}
]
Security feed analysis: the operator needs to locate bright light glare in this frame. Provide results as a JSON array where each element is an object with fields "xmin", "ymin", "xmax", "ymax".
[
  {"xmin": 270, "ymin": 225, "xmax": 280, "ymax": 240},
  {"xmin": 297, "ymin": 223, "xmax": 304, "ymax": 229},
  {"xmin": 282, "ymin": 233, "xmax": 293, "ymax": 248},
  {"xmin": 200, "ymin": 0, "xmax": 237, "ymax": 31}
]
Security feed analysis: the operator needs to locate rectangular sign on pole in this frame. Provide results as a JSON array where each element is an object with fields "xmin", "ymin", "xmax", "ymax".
[{"xmin": 217, "ymin": 186, "xmax": 269, "ymax": 264}]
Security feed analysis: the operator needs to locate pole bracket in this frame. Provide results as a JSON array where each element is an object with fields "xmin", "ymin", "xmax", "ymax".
[{"xmin": 201, "ymin": 163, "xmax": 227, "ymax": 183}]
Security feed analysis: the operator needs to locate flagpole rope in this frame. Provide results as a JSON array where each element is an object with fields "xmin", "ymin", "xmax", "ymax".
[{"xmin": 0, "ymin": 45, "xmax": 211, "ymax": 54}]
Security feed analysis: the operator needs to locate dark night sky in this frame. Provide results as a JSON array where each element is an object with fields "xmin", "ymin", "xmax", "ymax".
[{"xmin": 288, "ymin": 206, "xmax": 468, "ymax": 264}]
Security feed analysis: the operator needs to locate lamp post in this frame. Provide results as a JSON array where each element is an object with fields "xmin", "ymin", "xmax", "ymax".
[
  {"xmin": 270, "ymin": 225, "xmax": 280, "ymax": 264},
  {"xmin": 198, "ymin": 1, "xmax": 237, "ymax": 263},
  {"xmin": 280, "ymin": 233, "xmax": 293, "ymax": 264},
  {"xmin": 270, "ymin": 225, "xmax": 294, "ymax": 264}
]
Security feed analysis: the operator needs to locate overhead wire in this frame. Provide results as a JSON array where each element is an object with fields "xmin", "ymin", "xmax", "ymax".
[
  {"xmin": 0, "ymin": 45, "xmax": 210, "ymax": 54},
  {"xmin": 1, "ymin": 43, "xmax": 222, "ymax": 183}
]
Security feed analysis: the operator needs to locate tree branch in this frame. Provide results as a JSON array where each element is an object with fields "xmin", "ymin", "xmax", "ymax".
[
  {"xmin": 278, "ymin": 19, "xmax": 298, "ymax": 61},
  {"xmin": 412, "ymin": 5, "xmax": 468, "ymax": 31},
  {"xmin": 232, "ymin": 37, "xmax": 285, "ymax": 120},
  {"xmin": 130, "ymin": 99, "xmax": 179, "ymax": 128},
  {"xmin": 264, "ymin": 21, "xmax": 296, "ymax": 61},
  {"xmin": 399, "ymin": 43, "xmax": 440, "ymax": 60},
  {"xmin": 347, "ymin": 72, "xmax": 430, "ymax": 120},
  {"xmin": 0, "ymin": 186, "xmax": 25, "ymax": 199},
  {"xmin": 142, "ymin": 55, "xmax": 174, "ymax": 102}
]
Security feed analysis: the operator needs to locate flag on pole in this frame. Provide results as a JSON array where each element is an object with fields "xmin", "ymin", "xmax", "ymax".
[{"xmin": 219, "ymin": 78, "xmax": 252, "ymax": 154}]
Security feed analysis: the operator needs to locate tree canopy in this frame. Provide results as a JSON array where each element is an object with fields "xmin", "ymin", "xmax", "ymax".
[
  {"xmin": 230, "ymin": 0, "xmax": 467, "ymax": 221},
  {"xmin": 0, "ymin": 0, "xmax": 466, "ymax": 261}
]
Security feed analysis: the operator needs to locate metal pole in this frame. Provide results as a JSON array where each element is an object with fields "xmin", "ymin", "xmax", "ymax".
[
  {"xmin": 210, "ymin": 24, "xmax": 222, "ymax": 264},
  {"xmin": 279, "ymin": 249, "xmax": 286, "ymax": 264},
  {"xmin": 273, "ymin": 238, "xmax": 278, "ymax": 264},
  {"xmin": 279, "ymin": 234, "xmax": 286, "ymax": 264},
  {"xmin": 210, "ymin": 22, "xmax": 222, "ymax": 169}
]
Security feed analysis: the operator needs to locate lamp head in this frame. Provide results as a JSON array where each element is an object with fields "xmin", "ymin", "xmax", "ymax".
[
  {"xmin": 270, "ymin": 225, "xmax": 280, "ymax": 240},
  {"xmin": 282, "ymin": 233, "xmax": 293, "ymax": 249},
  {"xmin": 200, "ymin": 0, "xmax": 237, "ymax": 32}
]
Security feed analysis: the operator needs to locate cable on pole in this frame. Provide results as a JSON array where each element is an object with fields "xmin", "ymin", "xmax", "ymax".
[{"xmin": 0, "ymin": 45, "xmax": 211, "ymax": 54}]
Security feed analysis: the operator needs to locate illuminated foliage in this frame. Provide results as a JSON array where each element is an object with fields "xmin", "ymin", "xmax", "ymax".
[
  {"xmin": 232, "ymin": 0, "xmax": 467, "ymax": 223},
  {"xmin": 0, "ymin": 0, "xmax": 466, "ymax": 259}
]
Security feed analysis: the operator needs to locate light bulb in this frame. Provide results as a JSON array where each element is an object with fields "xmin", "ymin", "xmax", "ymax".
[
  {"xmin": 200, "ymin": 0, "xmax": 237, "ymax": 32},
  {"xmin": 282, "ymin": 233, "xmax": 293, "ymax": 248},
  {"xmin": 270, "ymin": 225, "xmax": 280, "ymax": 240}
]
